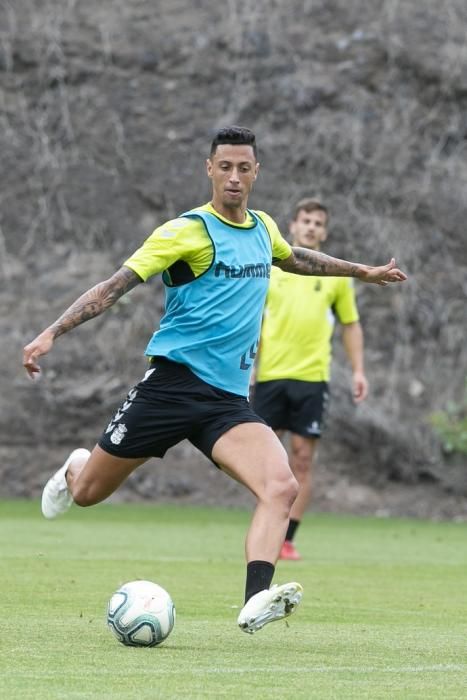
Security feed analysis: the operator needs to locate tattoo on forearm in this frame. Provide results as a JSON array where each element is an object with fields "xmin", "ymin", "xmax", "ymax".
[
  {"xmin": 50, "ymin": 267, "xmax": 141, "ymax": 339},
  {"xmin": 278, "ymin": 247, "xmax": 362, "ymax": 278}
]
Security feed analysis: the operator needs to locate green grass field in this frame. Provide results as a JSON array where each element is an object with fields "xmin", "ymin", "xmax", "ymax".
[{"xmin": 0, "ymin": 501, "xmax": 466, "ymax": 699}]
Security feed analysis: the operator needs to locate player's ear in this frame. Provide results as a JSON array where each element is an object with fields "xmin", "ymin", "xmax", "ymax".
[
  {"xmin": 253, "ymin": 162, "xmax": 260, "ymax": 180},
  {"xmin": 206, "ymin": 158, "xmax": 213, "ymax": 179}
]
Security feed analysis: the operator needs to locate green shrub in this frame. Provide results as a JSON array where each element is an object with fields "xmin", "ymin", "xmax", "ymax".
[{"xmin": 430, "ymin": 381, "xmax": 467, "ymax": 455}]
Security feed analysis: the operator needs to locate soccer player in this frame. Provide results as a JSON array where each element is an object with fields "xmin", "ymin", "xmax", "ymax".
[
  {"xmin": 23, "ymin": 126, "xmax": 406, "ymax": 634},
  {"xmin": 253, "ymin": 199, "xmax": 369, "ymax": 561}
]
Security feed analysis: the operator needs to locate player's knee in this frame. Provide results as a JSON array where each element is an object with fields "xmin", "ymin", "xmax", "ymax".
[
  {"xmin": 285, "ymin": 474, "xmax": 299, "ymax": 507},
  {"xmin": 71, "ymin": 483, "xmax": 100, "ymax": 507},
  {"xmin": 291, "ymin": 446, "xmax": 313, "ymax": 477},
  {"xmin": 265, "ymin": 471, "xmax": 299, "ymax": 510},
  {"xmin": 290, "ymin": 476, "xmax": 300, "ymax": 507},
  {"xmin": 292, "ymin": 456, "xmax": 310, "ymax": 480},
  {"xmin": 279, "ymin": 474, "xmax": 299, "ymax": 514}
]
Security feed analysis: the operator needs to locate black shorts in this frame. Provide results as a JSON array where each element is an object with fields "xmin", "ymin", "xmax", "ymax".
[
  {"xmin": 252, "ymin": 379, "xmax": 329, "ymax": 438},
  {"xmin": 98, "ymin": 357, "xmax": 266, "ymax": 462}
]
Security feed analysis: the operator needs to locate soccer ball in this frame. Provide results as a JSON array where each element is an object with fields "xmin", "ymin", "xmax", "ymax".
[{"xmin": 107, "ymin": 580, "xmax": 175, "ymax": 647}]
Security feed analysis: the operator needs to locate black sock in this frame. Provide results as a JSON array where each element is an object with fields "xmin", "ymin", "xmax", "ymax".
[
  {"xmin": 285, "ymin": 518, "xmax": 300, "ymax": 542},
  {"xmin": 244, "ymin": 560, "xmax": 275, "ymax": 603}
]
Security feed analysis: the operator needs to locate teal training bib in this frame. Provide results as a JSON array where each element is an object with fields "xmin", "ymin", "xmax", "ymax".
[{"xmin": 144, "ymin": 208, "xmax": 272, "ymax": 396}]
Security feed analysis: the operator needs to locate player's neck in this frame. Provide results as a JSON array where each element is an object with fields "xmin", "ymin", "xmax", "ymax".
[{"xmin": 210, "ymin": 200, "xmax": 247, "ymax": 224}]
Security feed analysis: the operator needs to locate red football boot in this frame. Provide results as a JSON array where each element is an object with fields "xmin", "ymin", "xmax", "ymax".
[{"xmin": 279, "ymin": 540, "xmax": 302, "ymax": 561}]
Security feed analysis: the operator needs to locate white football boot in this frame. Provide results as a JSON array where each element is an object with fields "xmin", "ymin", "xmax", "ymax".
[
  {"xmin": 237, "ymin": 582, "xmax": 303, "ymax": 634},
  {"xmin": 41, "ymin": 448, "xmax": 90, "ymax": 519}
]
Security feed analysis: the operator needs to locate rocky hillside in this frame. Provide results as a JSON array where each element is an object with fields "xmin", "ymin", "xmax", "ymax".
[{"xmin": 1, "ymin": 0, "xmax": 466, "ymax": 517}]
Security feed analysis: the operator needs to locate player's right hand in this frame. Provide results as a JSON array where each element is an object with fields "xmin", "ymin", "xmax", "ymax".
[{"xmin": 23, "ymin": 330, "xmax": 54, "ymax": 379}]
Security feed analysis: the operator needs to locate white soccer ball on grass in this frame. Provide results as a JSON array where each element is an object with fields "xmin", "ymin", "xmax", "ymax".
[{"xmin": 107, "ymin": 579, "xmax": 175, "ymax": 647}]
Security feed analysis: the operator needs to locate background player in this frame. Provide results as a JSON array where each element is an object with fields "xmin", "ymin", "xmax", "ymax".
[{"xmin": 253, "ymin": 198, "xmax": 369, "ymax": 560}]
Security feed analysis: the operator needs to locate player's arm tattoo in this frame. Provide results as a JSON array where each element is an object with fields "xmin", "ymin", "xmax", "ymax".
[
  {"xmin": 49, "ymin": 266, "xmax": 142, "ymax": 339},
  {"xmin": 275, "ymin": 246, "xmax": 364, "ymax": 278}
]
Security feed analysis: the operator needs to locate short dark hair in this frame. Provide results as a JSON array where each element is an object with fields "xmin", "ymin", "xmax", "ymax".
[
  {"xmin": 210, "ymin": 126, "xmax": 258, "ymax": 159},
  {"xmin": 292, "ymin": 198, "xmax": 329, "ymax": 222}
]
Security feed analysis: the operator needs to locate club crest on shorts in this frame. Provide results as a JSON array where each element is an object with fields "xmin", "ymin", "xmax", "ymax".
[
  {"xmin": 305, "ymin": 420, "xmax": 320, "ymax": 435},
  {"xmin": 110, "ymin": 423, "xmax": 128, "ymax": 445}
]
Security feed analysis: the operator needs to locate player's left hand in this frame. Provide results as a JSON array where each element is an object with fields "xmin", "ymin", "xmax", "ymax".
[
  {"xmin": 352, "ymin": 371, "xmax": 368, "ymax": 403},
  {"xmin": 360, "ymin": 258, "xmax": 407, "ymax": 286}
]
